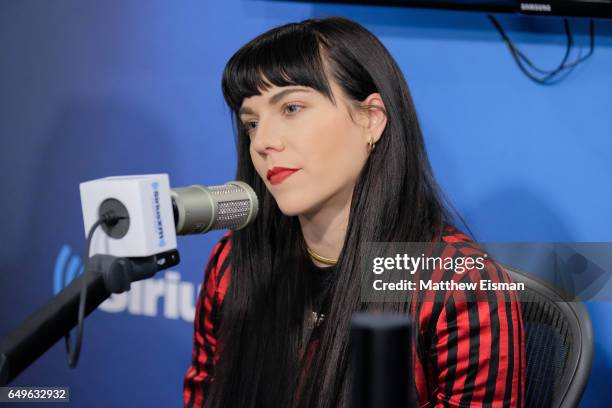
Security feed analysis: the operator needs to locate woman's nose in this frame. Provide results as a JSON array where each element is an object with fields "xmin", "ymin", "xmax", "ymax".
[{"xmin": 251, "ymin": 119, "xmax": 284, "ymax": 154}]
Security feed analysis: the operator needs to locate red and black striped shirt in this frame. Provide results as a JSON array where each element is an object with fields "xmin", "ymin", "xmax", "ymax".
[{"xmin": 184, "ymin": 226, "xmax": 525, "ymax": 407}]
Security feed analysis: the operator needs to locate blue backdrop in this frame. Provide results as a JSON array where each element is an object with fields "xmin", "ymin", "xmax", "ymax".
[{"xmin": 1, "ymin": 1, "xmax": 610, "ymax": 406}]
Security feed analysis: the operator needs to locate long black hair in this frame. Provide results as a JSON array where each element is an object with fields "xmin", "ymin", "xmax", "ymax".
[{"xmin": 207, "ymin": 17, "xmax": 452, "ymax": 408}]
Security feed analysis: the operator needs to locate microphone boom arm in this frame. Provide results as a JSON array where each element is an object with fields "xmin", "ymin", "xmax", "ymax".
[{"xmin": 0, "ymin": 250, "xmax": 180, "ymax": 385}]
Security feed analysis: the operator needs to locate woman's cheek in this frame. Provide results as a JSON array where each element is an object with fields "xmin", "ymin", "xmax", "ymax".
[{"xmin": 250, "ymin": 154, "xmax": 267, "ymax": 181}]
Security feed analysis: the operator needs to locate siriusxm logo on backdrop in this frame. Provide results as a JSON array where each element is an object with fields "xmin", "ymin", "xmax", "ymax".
[
  {"xmin": 53, "ymin": 244, "xmax": 199, "ymax": 322},
  {"xmin": 53, "ymin": 245, "xmax": 85, "ymax": 296},
  {"xmin": 151, "ymin": 181, "xmax": 166, "ymax": 247}
]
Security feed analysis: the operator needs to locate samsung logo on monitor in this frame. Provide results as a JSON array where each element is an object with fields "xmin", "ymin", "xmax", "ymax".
[{"xmin": 520, "ymin": 3, "xmax": 552, "ymax": 12}]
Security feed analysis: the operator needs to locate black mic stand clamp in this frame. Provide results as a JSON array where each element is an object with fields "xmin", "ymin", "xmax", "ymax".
[{"xmin": 93, "ymin": 250, "xmax": 180, "ymax": 294}]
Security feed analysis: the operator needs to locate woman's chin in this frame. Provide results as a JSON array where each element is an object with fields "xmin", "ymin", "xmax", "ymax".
[
  {"xmin": 274, "ymin": 197, "xmax": 314, "ymax": 217},
  {"xmin": 276, "ymin": 203, "xmax": 307, "ymax": 217}
]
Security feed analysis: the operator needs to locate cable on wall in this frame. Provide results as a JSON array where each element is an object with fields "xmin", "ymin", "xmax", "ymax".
[{"xmin": 488, "ymin": 15, "xmax": 595, "ymax": 85}]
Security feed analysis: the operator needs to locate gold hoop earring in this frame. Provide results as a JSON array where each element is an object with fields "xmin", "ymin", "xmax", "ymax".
[{"xmin": 368, "ymin": 138, "xmax": 376, "ymax": 153}]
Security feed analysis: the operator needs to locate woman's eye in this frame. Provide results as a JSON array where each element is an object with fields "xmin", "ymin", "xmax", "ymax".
[
  {"xmin": 245, "ymin": 121, "xmax": 258, "ymax": 131},
  {"xmin": 284, "ymin": 104, "xmax": 303, "ymax": 115}
]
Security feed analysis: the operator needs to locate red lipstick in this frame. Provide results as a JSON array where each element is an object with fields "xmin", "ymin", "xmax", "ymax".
[{"xmin": 267, "ymin": 167, "xmax": 300, "ymax": 185}]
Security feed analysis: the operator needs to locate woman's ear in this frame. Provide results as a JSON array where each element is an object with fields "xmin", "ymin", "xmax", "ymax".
[{"xmin": 360, "ymin": 93, "xmax": 387, "ymax": 144}]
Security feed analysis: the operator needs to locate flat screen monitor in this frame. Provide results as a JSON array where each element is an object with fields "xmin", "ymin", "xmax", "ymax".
[{"xmin": 309, "ymin": 0, "xmax": 612, "ymax": 18}]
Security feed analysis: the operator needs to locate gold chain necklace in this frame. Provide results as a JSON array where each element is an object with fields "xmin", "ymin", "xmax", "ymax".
[{"xmin": 306, "ymin": 246, "xmax": 338, "ymax": 266}]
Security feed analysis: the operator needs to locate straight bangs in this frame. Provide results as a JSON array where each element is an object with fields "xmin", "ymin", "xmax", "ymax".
[{"xmin": 221, "ymin": 23, "xmax": 334, "ymax": 113}]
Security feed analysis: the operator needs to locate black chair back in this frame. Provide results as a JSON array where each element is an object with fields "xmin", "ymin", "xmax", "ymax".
[{"xmin": 504, "ymin": 266, "xmax": 593, "ymax": 408}]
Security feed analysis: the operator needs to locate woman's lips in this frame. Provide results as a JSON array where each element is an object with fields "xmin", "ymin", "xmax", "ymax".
[{"xmin": 267, "ymin": 167, "xmax": 300, "ymax": 185}]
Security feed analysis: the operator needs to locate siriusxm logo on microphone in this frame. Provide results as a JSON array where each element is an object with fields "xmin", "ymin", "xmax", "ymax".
[
  {"xmin": 53, "ymin": 244, "xmax": 199, "ymax": 322},
  {"xmin": 151, "ymin": 181, "xmax": 166, "ymax": 247}
]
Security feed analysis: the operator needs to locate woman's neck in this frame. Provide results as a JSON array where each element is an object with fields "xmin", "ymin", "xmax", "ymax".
[{"xmin": 298, "ymin": 196, "xmax": 351, "ymax": 267}]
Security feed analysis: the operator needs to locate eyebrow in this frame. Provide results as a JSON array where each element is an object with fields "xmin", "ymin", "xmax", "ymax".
[{"xmin": 238, "ymin": 88, "xmax": 313, "ymax": 116}]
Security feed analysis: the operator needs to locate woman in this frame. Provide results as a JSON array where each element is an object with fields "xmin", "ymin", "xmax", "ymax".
[{"xmin": 184, "ymin": 17, "xmax": 524, "ymax": 408}]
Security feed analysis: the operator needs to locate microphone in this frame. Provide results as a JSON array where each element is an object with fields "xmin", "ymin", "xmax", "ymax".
[
  {"xmin": 172, "ymin": 181, "xmax": 258, "ymax": 235},
  {"xmin": 79, "ymin": 174, "xmax": 258, "ymax": 258},
  {"xmin": 350, "ymin": 313, "xmax": 416, "ymax": 408}
]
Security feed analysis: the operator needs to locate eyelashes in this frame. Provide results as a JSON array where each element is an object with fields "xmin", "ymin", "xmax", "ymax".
[
  {"xmin": 283, "ymin": 103, "xmax": 303, "ymax": 115},
  {"xmin": 241, "ymin": 103, "xmax": 305, "ymax": 136}
]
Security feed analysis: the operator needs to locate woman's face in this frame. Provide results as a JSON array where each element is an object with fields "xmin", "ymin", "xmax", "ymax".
[{"xmin": 239, "ymin": 80, "xmax": 371, "ymax": 217}]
